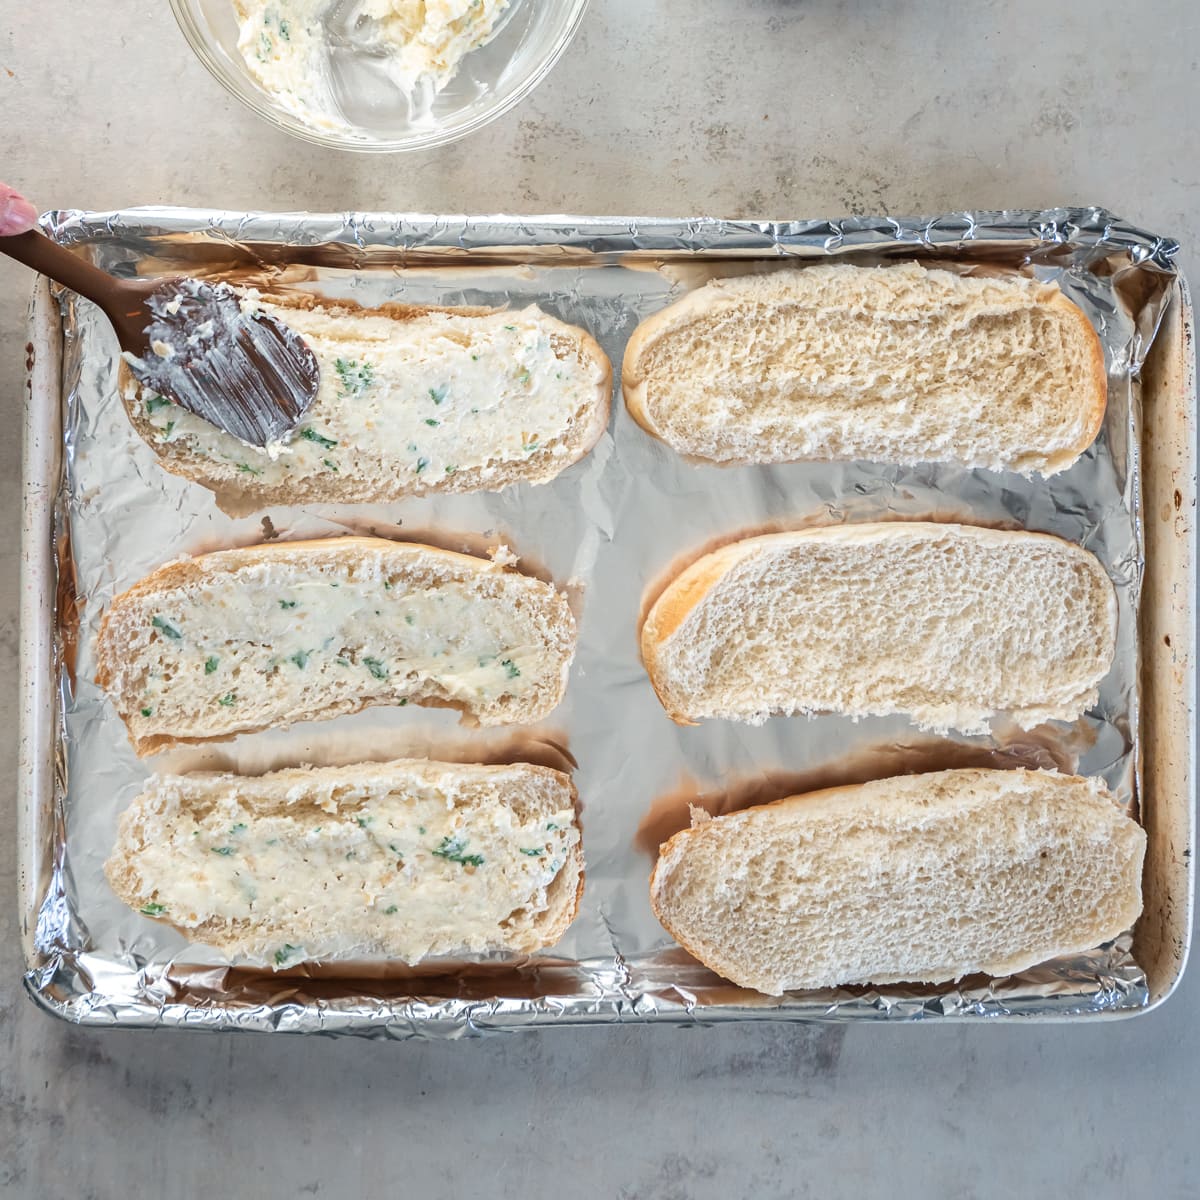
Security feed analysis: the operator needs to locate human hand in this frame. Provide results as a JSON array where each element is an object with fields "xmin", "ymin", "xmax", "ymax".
[{"xmin": 0, "ymin": 185, "xmax": 38, "ymax": 236}]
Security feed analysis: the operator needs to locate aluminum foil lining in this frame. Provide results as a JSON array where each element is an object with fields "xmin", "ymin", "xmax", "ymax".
[{"xmin": 24, "ymin": 208, "xmax": 1179, "ymax": 1035}]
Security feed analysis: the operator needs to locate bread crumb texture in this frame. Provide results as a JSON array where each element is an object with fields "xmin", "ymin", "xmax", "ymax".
[
  {"xmin": 624, "ymin": 263, "xmax": 1105, "ymax": 474},
  {"xmin": 642, "ymin": 523, "xmax": 1116, "ymax": 734}
]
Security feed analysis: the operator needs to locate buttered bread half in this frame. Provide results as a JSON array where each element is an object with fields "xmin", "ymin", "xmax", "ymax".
[
  {"xmin": 119, "ymin": 291, "xmax": 612, "ymax": 510},
  {"xmin": 641, "ymin": 522, "xmax": 1117, "ymax": 734},
  {"xmin": 96, "ymin": 537, "xmax": 577, "ymax": 754},
  {"xmin": 623, "ymin": 262, "xmax": 1106, "ymax": 475},
  {"xmin": 107, "ymin": 759, "xmax": 584, "ymax": 967}
]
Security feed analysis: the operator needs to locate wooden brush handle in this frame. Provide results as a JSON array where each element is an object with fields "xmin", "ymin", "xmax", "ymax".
[{"xmin": 0, "ymin": 229, "xmax": 141, "ymax": 328}]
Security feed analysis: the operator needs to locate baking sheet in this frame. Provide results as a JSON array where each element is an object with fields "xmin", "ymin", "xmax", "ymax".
[{"xmin": 21, "ymin": 208, "xmax": 1185, "ymax": 1033}]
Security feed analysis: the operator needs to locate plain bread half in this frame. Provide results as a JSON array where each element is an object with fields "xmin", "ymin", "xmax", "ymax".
[
  {"xmin": 640, "ymin": 522, "xmax": 1117, "ymax": 734},
  {"xmin": 623, "ymin": 262, "xmax": 1106, "ymax": 475},
  {"xmin": 649, "ymin": 768, "xmax": 1145, "ymax": 994}
]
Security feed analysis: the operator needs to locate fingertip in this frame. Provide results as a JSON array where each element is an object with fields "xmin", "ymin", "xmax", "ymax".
[{"xmin": 0, "ymin": 186, "xmax": 39, "ymax": 236}]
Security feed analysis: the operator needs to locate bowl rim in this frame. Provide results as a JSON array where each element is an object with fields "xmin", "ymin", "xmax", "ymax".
[{"xmin": 168, "ymin": 0, "xmax": 591, "ymax": 153}]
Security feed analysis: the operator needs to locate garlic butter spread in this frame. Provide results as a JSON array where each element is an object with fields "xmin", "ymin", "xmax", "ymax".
[
  {"xmin": 236, "ymin": 0, "xmax": 511, "ymax": 129},
  {"xmin": 120, "ymin": 556, "xmax": 564, "ymax": 740},
  {"xmin": 128, "ymin": 769, "xmax": 579, "ymax": 963},
  {"xmin": 127, "ymin": 299, "xmax": 601, "ymax": 496}
]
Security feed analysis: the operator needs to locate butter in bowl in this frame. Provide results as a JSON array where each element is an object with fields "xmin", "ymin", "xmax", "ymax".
[{"xmin": 170, "ymin": 0, "xmax": 591, "ymax": 151}]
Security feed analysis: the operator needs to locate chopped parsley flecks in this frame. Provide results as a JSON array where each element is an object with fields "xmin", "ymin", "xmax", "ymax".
[
  {"xmin": 363, "ymin": 656, "xmax": 387, "ymax": 680},
  {"xmin": 335, "ymin": 657, "xmax": 351, "ymax": 667},
  {"xmin": 152, "ymin": 616, "xmax": 181, "ymax": 640},
  {"xmin": 335, "ymin": 358, "xmax": 374, "ymax": 397},
  {"xmin": 418, "ymin": 826, "xmax": 426, "ymax": 835},
  {"xmin": 398, "ymin": 698, "xmax": 408, "ymax": 707},
  {"xmin": 501, "ymin": 658, "xmax": 521, "ymax": 679},
  {"xmin": 404, "ymin": 614, "xmax": 415, "ymax": 625},
  {"xmin": 522, "ymin": 435, "xmax": 540, "ymax": 454},
  {"xmin": 279, "ymin": 599, "xmax": 298, "ymax": 609},
  {"xmin": 231, "ymin": 823, "xmax": 248, "ymax": 834},
  {"xmin": 324, "ymin": 458, "xmax": 339, "ymax": 472},
  {"xmin": 503, "ymin": 324, "xmax": 517, "ymax": 332},
  {"xmin": 140, "ymin": 706, "xmax": 153, "ymax": 718},
  {"xmin": 211, "ymin": 846, "xmax": 235, "ymax": 857},
  {"xmin": 289, "ymin": 650, "xmax": 309, "ymax": 669},
  {"xmin": 429, "ymin": 384, "xmax": 448, "ymax": 405},
  {"xmin": 140, "ymin": 902, "xmax": 167, "ymax": 916},
  {"xmin": 431, "ymin": 835, "xmax": 485, "ymax": 868},
  {"xmin": 520, "ymin": 848, "xmax": 544, "ymax": 857},
  {"xmin": 384, "ymin": 905, "xmax": 399, "ymax": 915},
  {"xmin": 145, "ymin": 395, "xmax": 172, "ymax": 415},
  {"xmin": 237, "ymin": 462, "xmax": 263, "ymax": 476},
  {"xmin": 274, "ymin": 944, "xmax": 299, "ymax": 966},
  {"xmin": 356, "ymin": 815, "xmax": 371, "ymax": 828},
  {"xmin": 445, "ymin": 465, "xmax": 457, "ymax": 475},
  {"xmin": 278, "ymin": 17, "xmax": 291, "ymax": 39},
  {"xmin": 516, "ymin": 368, "xmax": 531, "ymax": 386},
  {"xmin": 414, "ymin": 457, "xmax": 429, "ymax": 474},
  {"xmin": 424, "ymin": 418, "xmax": 440, "ymax": 427},
  {"xmin": 218, "ymin": 693, "xmax": 237, "ymax": 707},
  {"xmin": 300, "ymin": 427, "xmax": 338, "ymax": 450},
  {"xmin": 205, "ymin": 656, "xmax": 220, "ymax": 675},
  {"xmin": 546, "ymin": 822, "xmax": 559, "ymax": 832}
]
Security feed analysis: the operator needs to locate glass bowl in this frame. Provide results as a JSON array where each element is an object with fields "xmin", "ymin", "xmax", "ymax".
[{"xmin": 170, "ymin": 0, "xmax": 590, "ymax": 152}]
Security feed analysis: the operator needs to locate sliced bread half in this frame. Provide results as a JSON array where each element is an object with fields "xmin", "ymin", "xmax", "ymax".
[
  {"xmin": 95, "ymin": 536, "xmax": 577, "ymax": 754},
  {"xmin": 107, "ymin": 758, "xmax": 583, "ymax": 966},
  {"xmin": 649, "ymin": 768, "xmax": 1145, "ymax": 994},
  {"xmin": 623, "ymin": 263, "xmax": 1106, "ymax": 475},
  {"xmin": 641, "ymin": 522, "xmax": 1117, "ymax": 734},
  {"xmin": 120, "ymin": 291, "xmax": 612, "ymax": 510}
]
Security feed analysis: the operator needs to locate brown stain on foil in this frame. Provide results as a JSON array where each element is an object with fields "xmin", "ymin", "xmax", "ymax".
[
  {"xmin": 55, "ymin": 524, "xmax": 81, "ymax": 692},
  {"xmin": 635, "ymin": 731, "xmax": 1085, "ymax": 854},
  {"xmin": 157, "ymin": 727, "xmax": 577, "ymax": 780},
  {"xmin": 167, "ymin": 955, "xmax": 587, "ymax": 997}
]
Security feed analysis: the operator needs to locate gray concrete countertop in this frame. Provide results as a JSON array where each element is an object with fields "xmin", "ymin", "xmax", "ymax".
[{"xmin": 1, "ymin": 2, "xmax": 1196, "ymax": 1196}]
